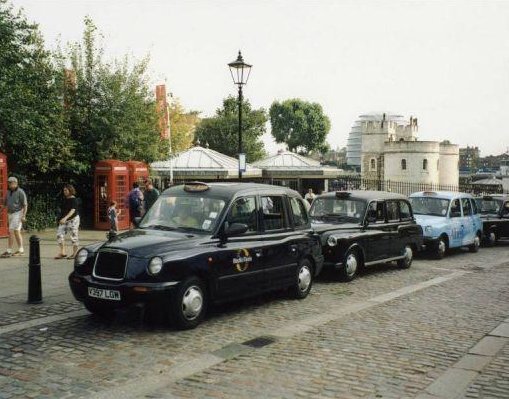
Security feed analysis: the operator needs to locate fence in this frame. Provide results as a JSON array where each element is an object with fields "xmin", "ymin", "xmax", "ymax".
[{"xmin": 329, "ymin": 176, "xmax": 507, "ymax": 196}]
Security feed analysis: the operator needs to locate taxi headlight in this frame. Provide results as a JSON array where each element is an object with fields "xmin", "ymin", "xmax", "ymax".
[
  {"xmin": 327, "ymin": 236, "xmax": 338, "ymax": 247},
  {"xmin": 148, "ymin": 257, "xmax": 163, "ymax": 276},
  {"xmin": 424, "ymin": 225, "xmax": 433, "ymax": 234},
  {"xmin": 75, "ymin": 249, "xmax": 88, "ymax": 266}
]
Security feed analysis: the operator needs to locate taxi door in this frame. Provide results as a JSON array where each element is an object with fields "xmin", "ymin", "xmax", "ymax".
[
  {"xmin": 460, "ymin": 197, "xmax": 475, "ymax": 246},
  {"xmin": 214, "ymin": 196, "xmax": 265, "ymax": 299},
  {"xmin": 448, "ymin": 198, "xmax": 464, "ymax": 248},
  {"xmin": 363, "ymin": 200, "xmax": 392, "ymax": 261}
]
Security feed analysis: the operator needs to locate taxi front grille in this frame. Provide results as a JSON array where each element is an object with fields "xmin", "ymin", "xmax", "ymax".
[{"xmin": 93, "ymin": 250, "xmax": 128, "ymax": 281}]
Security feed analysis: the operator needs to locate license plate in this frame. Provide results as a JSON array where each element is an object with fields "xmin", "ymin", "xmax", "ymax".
[{"xmin": 88, "ymin": 287, "xmax": 121, "ymax": 301}]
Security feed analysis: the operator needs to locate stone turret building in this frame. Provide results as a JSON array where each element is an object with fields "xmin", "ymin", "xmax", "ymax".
[{"xmin": 352, "ymin": 112, "xmax": 459, "ymax": 187}]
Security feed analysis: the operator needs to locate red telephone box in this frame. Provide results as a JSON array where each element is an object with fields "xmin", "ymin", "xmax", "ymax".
[
  {"xmin": 0, "ymin": 153, "xmax": 7, "ymax": 238},
  {"xmin": 127, "ymin": 161, "xmax": 150, "ymax": 189},
  {"xmin": 94, "ymin": 160, "xmax": 130, "ymax": 231}
]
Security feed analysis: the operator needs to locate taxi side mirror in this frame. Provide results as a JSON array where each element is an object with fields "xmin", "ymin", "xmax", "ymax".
[{"xmin": 224, "ymin": 223, "xmax": 249, "ymax": 237}]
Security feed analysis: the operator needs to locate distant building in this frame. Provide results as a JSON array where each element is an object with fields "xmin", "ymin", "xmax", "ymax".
[
  {"xmin": 357, "ymin": 112, "xmax": 459, "ymax": 186},
  {"xmin": 479, "ymin": 152, "xmax": 509, "ymax": 172},
  {"xmin": 459, "ymin": 146, "xmax": 480, "ymax": 172},
  {"xmin": 309, "ymin": 147, "xmax": 347, "ymax": 168}
]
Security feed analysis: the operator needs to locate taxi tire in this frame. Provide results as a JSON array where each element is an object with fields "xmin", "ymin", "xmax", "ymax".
[
  {"xmin": 434, "ymin": 237, "xmax": 447, "ymax": 260},
  {"xmin": 397, "ymin": 245, "xmax": 413, "ymax": 269},
  {"xmin": 169, "ymin": 276, "xmax": 207, "ymax": 330},
  {"xmin": 339, "ymin": 248, "xmax": 360, "ymax": 282},
  {"xmin": 289, "ymin": 259, "xmax": 314, "ymax": 299},
  {"xmin": 84, "ymin": 301, "xmax": 115, "ymax": 319},
  {"xmin": 469, "ymin": 233, "xmax": 481, "ymax": 253}
]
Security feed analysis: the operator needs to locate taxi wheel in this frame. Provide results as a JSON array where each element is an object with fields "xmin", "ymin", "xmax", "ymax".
[
  {"xmin": 469, "ymin": 233, "xmax": 481, "ymax": 253},
  {"xmin": 339, "ymin": 249, "xmax": 360, "ymax": 282},
  {"xmin": 84, "ymin": 301, "xmax": 115, "ymax": 319},
  {"xmin": 486, "ymin": 230, "xmax": 498, "ymax": 246},
  {"xmin": 397, "ymin": 245, "xmax": 413, "ymax": 269},
  {"xmin": 289, "ymin": 259, "xmax": 313, "ymax": 299},
  {"xmin": 434, "ymin": 237, "xmax": 447, "ymax": 259},
  {"xmin": 169, "ymin": 276, "xmax": 207, "ymax": 330}
]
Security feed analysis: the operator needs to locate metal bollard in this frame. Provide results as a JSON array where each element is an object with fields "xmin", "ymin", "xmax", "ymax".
[{"xmin": 27, "ymin": 235, "xmax": 43, "ymax": 304}]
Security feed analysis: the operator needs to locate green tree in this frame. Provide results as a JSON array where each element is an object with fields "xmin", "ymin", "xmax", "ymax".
[
  {"xmin": 269, "ymin": 98, "xmax": 331, "ymax": 154},
  {"xmin": 0, "ymin": 0, "xmax": 74, "ymax": 178},
  {"xmin": 195, "ymin": 96, "xmax": 266, "ymax": 162},
  {"xmin": 57, "ymin": 17, "xmax": 165, "ymax": 176},
  {"xmin": 168, "ymin": 99, "xmax": 200, "ymax": 153}
]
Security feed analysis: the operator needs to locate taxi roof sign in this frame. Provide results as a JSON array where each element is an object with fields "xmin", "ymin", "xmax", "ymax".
[
  {"xmin": 184, "ymin": 181, "xmax": 210, "ymax": 193},
  {"xmin": 423, "ymin": 191, "xmax": 437, "ymax": 196}
]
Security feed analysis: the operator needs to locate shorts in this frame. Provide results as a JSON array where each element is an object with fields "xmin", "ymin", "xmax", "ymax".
[
  {"xmin": 57, "ymin": 216, "xmax": 80, "ymax": 245},
  {"xmin": 8, "ymin": 211, "xmax": 23, "ymax": 231}
]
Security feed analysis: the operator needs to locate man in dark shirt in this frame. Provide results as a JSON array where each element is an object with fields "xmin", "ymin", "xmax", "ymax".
[{"xmin": 144, "ymin": 179, "xmax": 160, "ymax": 213}]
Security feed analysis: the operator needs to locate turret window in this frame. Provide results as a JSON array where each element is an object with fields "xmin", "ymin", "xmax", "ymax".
[
  {"xmin": 423, "ymin": 159, "xmax": 428, "ymax": 170},
  {"xmin": 370, "ymin": 158, "xmax": 377, "ymax": 171},
  {"xmin": 401, "ymin": 159, "xmax": 407, "ymax": 170}
]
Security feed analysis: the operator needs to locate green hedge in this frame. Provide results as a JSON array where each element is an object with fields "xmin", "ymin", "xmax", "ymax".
[{"xmin": 25, "ymin": 194, "xmax": 58, "ymax": 232}]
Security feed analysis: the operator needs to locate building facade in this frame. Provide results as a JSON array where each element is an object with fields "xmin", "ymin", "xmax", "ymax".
[
  {"xmin": 459, "ymin": 146, "xmax": 480, "ymax": 172},
  {"xmin": 358, "ymin": 113, "xmax": 459, "ymax": 187}
]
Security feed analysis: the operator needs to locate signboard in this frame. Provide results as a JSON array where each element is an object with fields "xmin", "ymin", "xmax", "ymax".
[{"xmin": 239, "ymin": 153, "xmax": 246, "ymax": 172}]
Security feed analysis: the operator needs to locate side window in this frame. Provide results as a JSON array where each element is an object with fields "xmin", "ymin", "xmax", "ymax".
[
  {"xmin": 461, "ymin": 198, "xmax": 472, "ymax": 216},
  {"xmin": 261, "ymin": 195, "xmax": 287, "ymax": 231},
  {"xmin": 399, "ymin": 201, "xmax": 412, "ymax": 220},
  {"xmin": 227, "ymin": 196, "xmax": 257, "ymax": 233},
  {"xmin": 450, "ymin": 199, "xmax": 462, "ymax": 218},
  {"xmin": 289, "ymin": 197, "xmax": 309, "ymax": 228},
  {"xmin": 367, "ymin": 201, "xmax": 385, "ymax": 223},
  {"xmin": 471, "ymin": 199, "xmax": 478, "ymax": 215},
  {"xmin": 386, "ymin": 201, "xmax": 400, "ymax": 222}
]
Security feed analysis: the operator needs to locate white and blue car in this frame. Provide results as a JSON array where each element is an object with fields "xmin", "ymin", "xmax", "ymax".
[{"xmin": 409, "ymin": 191, "xmax": 483, "ymax": 259}]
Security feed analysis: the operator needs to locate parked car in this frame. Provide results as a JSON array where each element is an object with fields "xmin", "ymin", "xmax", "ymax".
[
  {"xmin": 408, "ymin": 191, "xmax": 483, "ymax": 258},
  {"xmin": 474, "ymin": 195, "xmax": 509, "ymax": 245},
  {"xmin": 309, "ymin": 190, "xmax": 423, "ymax": 281},
  {"xmin": 69, "ymin": 182, "xmax": 323, "ymax": 329}
]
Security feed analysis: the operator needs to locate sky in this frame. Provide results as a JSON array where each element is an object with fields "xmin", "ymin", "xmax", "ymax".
[{"xmin": 12, "ymin": 0, "xmax": 509, "ymax": 156}]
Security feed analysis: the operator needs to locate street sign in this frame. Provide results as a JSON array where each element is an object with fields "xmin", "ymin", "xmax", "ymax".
[{"xmin": 239, "ymin": 153, "xmax": 246, "ymax": 172}]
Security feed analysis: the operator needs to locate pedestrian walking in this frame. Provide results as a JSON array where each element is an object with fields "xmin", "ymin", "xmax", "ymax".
[
  {"xmin": 128, "ymin": 182, "xmax": 144, "ymax": 227},
  {"xmin": 144, "ymin": 179, "xmax": 160, "ymax": 213},
  {"xmin": 1, "ymin": 177, "xmax": 27, "ymax": 257},
  {"xmin": 107, "ymin": 200, "xmax": 121, "ymax": 232},
  {"xmin": 304, "ymin": 188, "xmax": 316, "ymax": 205},
  {"xmin": 55, "ymin": 184, "xmax": 80, "ymax": 260}
]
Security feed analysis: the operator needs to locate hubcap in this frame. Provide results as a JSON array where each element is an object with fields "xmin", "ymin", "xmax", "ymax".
[
  {"xmin": 438, "ymin": 240, "xmax": 446, "ymax": 254},
  {"xmin": 474, "ymin": 235, "xmax": 480, "ymax": 247},
  {"xmin": 345, "ymin": 253, "xmax": 358, "ymax": 276},
  {"xmin": 181, "ymin": 286, "xmax": 203, "ymax": 320},
  {"xmin": 404, "ymin": 246, "xmax": 413, "ymax": 264},
  {"xmin": 298, "ymin": 266, "xmax": 312, "ymax": 292}
]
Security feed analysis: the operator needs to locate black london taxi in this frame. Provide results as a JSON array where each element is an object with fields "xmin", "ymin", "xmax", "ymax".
[
  {"xmin": 69, "ymin": 182, "xmax": 323, "ymax": 329},
  {"xmin": 309, "ymin": 190, "xmax": 423, "ymax": 281},
  {"xmin": 474, "ymin": 195, "xmax": 509, "ymax": 245}
]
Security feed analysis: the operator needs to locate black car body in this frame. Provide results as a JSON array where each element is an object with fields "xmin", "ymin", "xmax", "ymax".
[
  {"xmin": 310, "ymin": 190, "xmax": 423, "ymax": 281},
  {"xmin": 474, "ymin": 195, "xmax": 509, "ymax": 245},
  {"xmin": 69, "ymin": 182, "xmax": 323, "ymax": 329}
]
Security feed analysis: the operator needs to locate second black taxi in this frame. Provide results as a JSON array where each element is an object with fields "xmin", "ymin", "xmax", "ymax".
[
  {"xmin": 69, "ymin": 182, "xmax": 323, "ymax": 329},
  {"xmin": 310, "ymin": 190, "xmax": 423, "ymax": 281},
  {"xmin": 474, "ymin": 195, "xmax": 509, "ymax": 245}
]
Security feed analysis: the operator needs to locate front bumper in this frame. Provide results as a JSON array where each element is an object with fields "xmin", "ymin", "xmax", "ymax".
[
  {"xmin": 68, "ymin": 272, "xmax": 179, "ymax": 308},
  {"xmin": 422, "ymin": 236, "xmax": 439, "ymax": 251}
]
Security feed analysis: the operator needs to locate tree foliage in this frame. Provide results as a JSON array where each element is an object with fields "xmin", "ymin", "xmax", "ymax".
[
  {"xmin": 195, "ymin": 96, "xmax": 266, "ymax": 162},
  {"xmin": 168, "ymin": 99, "xmax": 199, "ymax": 153},
  {"xmin": 0, "ymin": 0, "xmax": 74, "ymax": 178},
  {"xmin": 56, "ymin": 17, "xmax": 165, "ymax": 176},
  {"xmin": 269, "ymin": 98, "xmax": 331, "ymax": 154}
]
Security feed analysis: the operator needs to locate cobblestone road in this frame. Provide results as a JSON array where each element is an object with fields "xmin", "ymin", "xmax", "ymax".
[{"xmin": 0, "ymin": 244, "xmax": 508, "ymax": 399}]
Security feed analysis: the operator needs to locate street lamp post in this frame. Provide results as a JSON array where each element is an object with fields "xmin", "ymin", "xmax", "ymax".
[{"xmin": 228, "ymin": 51, "xmax": 252, "ymax": 180}]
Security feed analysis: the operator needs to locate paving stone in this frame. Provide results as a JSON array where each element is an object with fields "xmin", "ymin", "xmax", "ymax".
[
  {"xmin": 469, "ymin": 336, "xmax": 508, "ymax": 356},
  {"xmin": 489, "ymin": 322, "xmax": 509, "ymax": 338},
  {"xmin": 453, "ymin": 354, "xmax": 492, "ymax": 372}
]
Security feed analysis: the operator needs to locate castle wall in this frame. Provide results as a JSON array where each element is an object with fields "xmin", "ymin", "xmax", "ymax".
[{"xmin": 439, "ymin": 143, "xmax": 460, "ymax": 187}]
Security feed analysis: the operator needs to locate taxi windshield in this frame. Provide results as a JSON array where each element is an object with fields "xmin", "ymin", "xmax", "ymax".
[
  {"xmin": 139, "ymin": 195, "xmax": 226, "ymax": 233},
  {"xmin": 409, "ymin": 197, "xmax": 450, "ymax": 217},
  {"xmin": 310, "ymin": 198, "xmax": 367, "ymax": 224},
  {"xmin": 475, "ymin": 198, "xmax": 502, "ymax": 214}
]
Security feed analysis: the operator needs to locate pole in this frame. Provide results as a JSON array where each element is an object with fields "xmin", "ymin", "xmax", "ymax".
[
  {"xmin": 238, "ymin": 84, "xmax": 243, "ymax": 180},
  {"xmin": 27, "ymin": 235, "xmax": 42, "ymax": 304}
]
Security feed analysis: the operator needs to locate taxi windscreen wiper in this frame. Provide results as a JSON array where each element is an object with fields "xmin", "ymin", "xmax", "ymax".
[{"xmin": 143, "ymin": 224, "xmax": 177, "ymax": 231}]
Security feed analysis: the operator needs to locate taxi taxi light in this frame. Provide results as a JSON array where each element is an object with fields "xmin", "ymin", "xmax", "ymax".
[
  {"xmin": 483, "ymin": 196, "xmax": 493, "ymax": 200},
  {"xmin": 133, "ymin": 286, "xmax": 149, "ymax": 293},
  {"xmin": 148, "ymin": 257, "xmax": 163, "ymax": 275},
  {"xmin": 184, "ymin": 181, "xmax": 210, "ymax": 192},
  {"xmin": 335, "ymin": 191, "xmax": 351, "ymax": 199},
  {"xmin": 423, "ymin": 191, "xmax": 437, "ymax": 196},
  {"xmin": 75, "ymin": 249, "xmax": 88, "ymax": 266}
]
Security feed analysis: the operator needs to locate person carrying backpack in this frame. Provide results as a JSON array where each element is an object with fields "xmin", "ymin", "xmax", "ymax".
[{"xmin": 128, "ymin": 182, "xmax": 144, "ymax": 228}]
